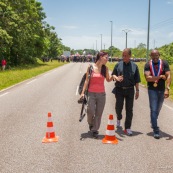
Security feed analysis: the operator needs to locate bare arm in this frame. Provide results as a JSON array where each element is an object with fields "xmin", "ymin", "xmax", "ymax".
[
  {"xmin": 80, "ymin": 67, "xmax": 90, "ymax": 97},
  {"xmin": 105, "ymin": 67, "xmax": 113, "ymax": 82},
  {"xmin": 144, "ymin": 71, "xmax": 166, "ymax": 82},
  {"xmin": 164, "ymin": 71, "xmax": 171, "ymax": 98},
  {"xmin": 165, "ymin": 71, "xmax": 171, "ymax": 88},
  {"xmin": 135, "ymin": 83, "xmax": 139, "ymax": 100}
]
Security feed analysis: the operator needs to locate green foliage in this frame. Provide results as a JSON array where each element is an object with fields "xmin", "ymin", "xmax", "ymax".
[
  {"xmin": 158, "ymin": 43, "xmax": 173, "ymax": 64},
  {"xmin": 1, "ymin": 0, "xmax": 173, "ymax": 67},
  {"xmin": 0, "ymin": 60, "xmax": 66, "ymax": 90},
  {"xmin": 0, "ymin": 0, "xmax": 68, "ymax": 66},
  {"xmin": 108, "ymin": 46, "xmax": 122, "ymax": 57}
]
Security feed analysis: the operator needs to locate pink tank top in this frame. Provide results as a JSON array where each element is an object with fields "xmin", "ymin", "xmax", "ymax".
[{"xmin": 88, "ymin": 71, "xmax": 105, "ymax": 93}]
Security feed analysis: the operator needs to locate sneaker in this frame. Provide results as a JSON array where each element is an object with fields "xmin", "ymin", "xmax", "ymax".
[
  {"xmin": 124, "ymin": 129, "xmax": 133, "ymax": 136},
  {"xmin": 154, "ymin": 132, "xmax": 160, "ymax": 139},
  {"xmin": 116, "ymin": 120, "xmax": 121, "ymax": 127}
]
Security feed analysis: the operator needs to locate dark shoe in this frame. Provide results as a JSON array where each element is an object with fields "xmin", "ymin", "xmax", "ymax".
[
  {"xmin": 89, "ymin": 125, "xmax": 93, "ymax": 131},
  {"xmin": 92, "ymin": 131, "xmax": 98, "ymax": 139},
  {"xmin": 154, "ymin": 132, "xmax": 160, "ymax": 139}
]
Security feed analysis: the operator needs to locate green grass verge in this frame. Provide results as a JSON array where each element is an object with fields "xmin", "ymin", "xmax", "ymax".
[
  {"xmin": 107, "ymin": 62, "xmax": 173, "ymax": 100},
  {"xmin": 0, "ymin": 59, "xmax": 67, "ymax": 91}
]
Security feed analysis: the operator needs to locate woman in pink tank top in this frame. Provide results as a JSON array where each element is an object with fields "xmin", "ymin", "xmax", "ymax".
[{"xmin": 80, "ymin": 51, "xmax": 113, "ymax": 138}]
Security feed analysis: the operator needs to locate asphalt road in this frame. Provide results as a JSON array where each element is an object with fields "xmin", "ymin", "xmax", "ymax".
[{"xmin": 0, "ymin": 62, "xmax": 173, "ymax": 173}]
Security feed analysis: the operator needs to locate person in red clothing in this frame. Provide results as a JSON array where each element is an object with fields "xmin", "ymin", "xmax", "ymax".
[
  {"xmin": 80, "ymin": 51, "xmax": 113, "ymax": 138},
  {"xmin": 1, "ymin": 58, "xmax": 7, "ymax": 71}
]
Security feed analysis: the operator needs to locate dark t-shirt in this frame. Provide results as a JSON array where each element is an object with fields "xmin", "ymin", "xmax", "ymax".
[
  {"xmin": 112, "ymin": 61, "xmax": 141, "ymax": 87},
  {"xmin": 144, "ymin": 60, "xmax": 170, "ymax": 90}
]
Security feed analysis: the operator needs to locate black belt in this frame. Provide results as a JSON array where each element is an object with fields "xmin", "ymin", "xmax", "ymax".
[{"xmin": 118, "ymin": 86, "xmax": 134, "ymax": 89}]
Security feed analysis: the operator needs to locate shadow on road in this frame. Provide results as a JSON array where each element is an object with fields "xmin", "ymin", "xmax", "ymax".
[
  {"xmin": 147, "ymin": 130, "xmax": 173, "ymax": 140},
  {"xmin": 115, "ymin": 126, "xmax": 143, "ymax": 140},
  {"xmin": 80, "ymin": 131, "xmax": 105, "ymax": 141}
]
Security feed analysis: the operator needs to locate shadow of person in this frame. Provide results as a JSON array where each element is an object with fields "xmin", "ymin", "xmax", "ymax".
[
  {"xmin": 147, "ymin": 130, "xmax": 173, "ymax": 140},
  {"xmin": 115, "ymin": 126, "xmax": 143, "ymax": 139},
  {"xmin": 132, "ymin": 131, "xmax": 143, "ymax": 136},
  {"xmin": 80, "ymin": 131, "xmax": 122, "ymax": 141},
  {"xmin": 80, "ymin": 131, "xmax": 105, "ymax": 141},
  {"xmin": 115, "ymin": 126, "xmax": 126, "ymax": 139}
]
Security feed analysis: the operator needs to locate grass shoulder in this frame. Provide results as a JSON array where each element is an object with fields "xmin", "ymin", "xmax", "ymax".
[{"xmin": 0, "ymin": 59, "xmax": 67, "ymax": 91}]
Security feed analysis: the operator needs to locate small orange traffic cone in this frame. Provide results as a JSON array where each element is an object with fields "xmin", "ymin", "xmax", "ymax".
[
  {"xmin": 102, "ymin": 114, "xmax": 118, "ymax": 144},
  {"xmin": 42, "ymin": 112, "xmax": 59, "ymax": 143}
]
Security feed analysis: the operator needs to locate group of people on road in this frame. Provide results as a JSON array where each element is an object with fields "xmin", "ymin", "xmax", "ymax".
[{"xmin": 80, "ymin": 48, "xmax": 171, "ymax": 139}]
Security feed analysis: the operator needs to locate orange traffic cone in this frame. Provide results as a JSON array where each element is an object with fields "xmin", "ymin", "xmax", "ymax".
[
  {"xmin": 42, "ymin": 112, "xmax": 59, "ymax": 143},
  {"xmin": 102, "ymin": 114, "xmax": 118, "ymax": 144}
]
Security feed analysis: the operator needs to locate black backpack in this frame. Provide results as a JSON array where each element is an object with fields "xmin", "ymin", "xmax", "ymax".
[{"xmin": 78, "ymin": 65, "xmax": 93, "ymax": 95}]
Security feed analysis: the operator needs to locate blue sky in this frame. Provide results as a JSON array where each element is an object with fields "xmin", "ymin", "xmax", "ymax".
[{"xmin": 38, "ymin": 0, "xmax": 173, "ymax": 51}]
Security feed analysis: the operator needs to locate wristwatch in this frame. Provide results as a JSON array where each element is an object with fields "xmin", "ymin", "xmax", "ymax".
[{"xmin": 166, "ymin": 86, "xmax": 170, "ymax": 90}]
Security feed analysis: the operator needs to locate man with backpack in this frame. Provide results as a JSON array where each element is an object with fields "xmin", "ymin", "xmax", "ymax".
[{"xmin": 112, "ymin": 48, "xmax": 141, "ymax": 136}]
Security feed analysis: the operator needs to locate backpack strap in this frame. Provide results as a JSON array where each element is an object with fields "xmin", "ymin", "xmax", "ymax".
[{"xmin": 85, "ymin": 64, "xmax": 93, "ymax": 95}]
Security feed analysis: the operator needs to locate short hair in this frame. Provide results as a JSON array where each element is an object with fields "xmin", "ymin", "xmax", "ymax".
[
  {"xmin": 150, "ymin": 49, "xmax": 160, "ymax": 56},
  {"xmin": 123, "ymin": 48, "xmax": 131, "ymax": 55}
]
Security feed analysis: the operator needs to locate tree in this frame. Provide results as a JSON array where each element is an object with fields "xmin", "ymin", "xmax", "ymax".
[
  {"xmin": 108, "ymin": 46, "xmax": 121, "ymax": 57},
  {"xmin": 137, "ymin": 43, "xmax": 146, "ymax": 49},
  {"xmin": 0, "ymin": 0, "xmax": 67, "ymax": 66}
]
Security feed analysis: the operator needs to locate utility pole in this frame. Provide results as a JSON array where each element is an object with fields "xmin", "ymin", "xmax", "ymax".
[
  {"xmin": 100, "ymin": 34, "xmax": 102, "ymax": 50},
  {"xmin": 110, "ymin": 21, "xmax": 113, "ymax": 62},
  {"xmin": 96, "ymin": 40, "xmax": 97, "ymax": 51},
  {"xmin": 146, "ymin": 0, "xmax": 151, "ymax": 62},
  {"xmin": 122, "ymin": 29, "xmax": 131, "ymax": 48}
]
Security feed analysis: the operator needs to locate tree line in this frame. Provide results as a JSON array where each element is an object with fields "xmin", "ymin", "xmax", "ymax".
[
  {"xmin": 0, "ymin": 0, "xmax": 70, "ymax": 66},
  {"xmin": 1, "ymin": 0, "xmax": 172, "ymax": 67},
  {"xmin": 74, "ymin": 42, "xmax": 173, "ymax": 64}
]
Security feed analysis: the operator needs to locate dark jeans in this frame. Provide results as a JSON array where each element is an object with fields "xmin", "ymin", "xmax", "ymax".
[
  {"xmin": 148, "ymin": 89, "xmax": 164, "ymax": 132},
  {"xmin": 115, "ymin": 87, "xmax": 134, "ymax": 129}
]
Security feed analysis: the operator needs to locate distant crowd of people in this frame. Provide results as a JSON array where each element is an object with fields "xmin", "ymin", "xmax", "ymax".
[{"xmin": 54, "ymin": 56, "xmax": 147, "ymax": 63}]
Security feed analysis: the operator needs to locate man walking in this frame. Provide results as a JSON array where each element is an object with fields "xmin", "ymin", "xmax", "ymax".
[
  {"xmin": 144, "ymin": 49, "xmax": 171, "ymax": 139},
  {"xmin": 112, "ymin": 48, "xmax": 141, "ymax": 136}
]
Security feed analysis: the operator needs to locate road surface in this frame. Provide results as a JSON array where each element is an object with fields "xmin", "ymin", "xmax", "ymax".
[{"xmin": 0, "ymin": 62, "xmax": 173, "ymax": 173}]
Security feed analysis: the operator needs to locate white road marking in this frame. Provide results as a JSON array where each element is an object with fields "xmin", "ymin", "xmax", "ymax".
[
  {"xmin": 27, "ymin": 79, "xmax": 37, "ymax": 84},
  {"xmin": 0, "ymin": 92, "xmax": 9, "ymax": 97},
  {"xmin": 76, "ymin": 86, "xmax": 79, "ymax": 95},
  {"xmin": 163, "ymin": 103, "xmax": 173, "ymax": 111}
]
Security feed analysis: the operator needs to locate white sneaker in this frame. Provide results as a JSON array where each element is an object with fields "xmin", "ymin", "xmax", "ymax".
[
  {"xmin": 124, "ymin": 129, "xmax": 133, "ymax": 136},
  {"xmin": 116, "ymin": 120, "xmax": 121, "ymax": 127}
]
